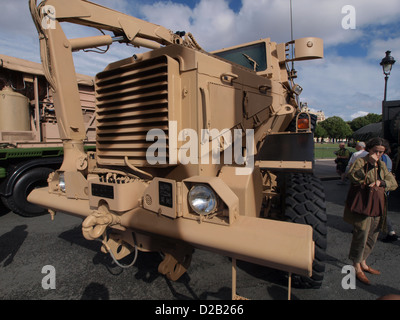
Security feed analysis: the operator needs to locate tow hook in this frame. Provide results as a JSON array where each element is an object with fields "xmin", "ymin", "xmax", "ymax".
[{"xmin": 82, "ymin": 209, "xmax": 121, "ymax": 240}]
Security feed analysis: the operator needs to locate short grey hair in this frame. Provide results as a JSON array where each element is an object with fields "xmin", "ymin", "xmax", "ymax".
[{"xmin": 356, "ymin": 141, "xmax": 366, "ymax": 148}]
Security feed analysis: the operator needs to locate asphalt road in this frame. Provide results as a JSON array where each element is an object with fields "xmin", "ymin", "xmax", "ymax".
[{"xmin": 1, "ymin": 160, "xmax": 399, "ymax": 301}]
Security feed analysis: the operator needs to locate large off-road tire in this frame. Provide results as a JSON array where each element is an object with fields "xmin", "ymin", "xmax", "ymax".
[
  {"xmin": 5, "ymin": 167, "xmax": 53, "ymax": 217},
  {"xmin": 282, "ymin": 172, "xmax": 327, "ymax": 288}
]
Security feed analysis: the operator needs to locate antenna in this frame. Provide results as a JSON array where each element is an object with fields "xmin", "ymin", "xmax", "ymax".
[
  {"xmin": 290, "ymin": 0, "xmax": 294, "ymax": 70},
  {"xmin": 289, "ymin": 0, "xmax": 297, "ymax": 79}
]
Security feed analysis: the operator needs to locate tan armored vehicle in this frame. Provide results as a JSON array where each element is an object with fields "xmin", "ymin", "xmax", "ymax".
[
  {"xmin": 0, "ymin": 54, "xmax": 95, "ymax": 217},
  {"xmin": 28, "ymin": 0, "xmax": 327, "ymax": 297}
]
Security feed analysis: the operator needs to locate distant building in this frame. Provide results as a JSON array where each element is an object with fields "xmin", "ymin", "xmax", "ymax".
[
  {"xmin": 300, "ymin": 102, "xmax": 326, "ymax": 123},
  {"xmin": 314, "ymin": 110, "xmax": 326, "ymax": 122}
]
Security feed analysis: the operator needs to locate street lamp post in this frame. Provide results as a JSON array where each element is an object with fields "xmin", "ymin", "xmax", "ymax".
[
  {"xmin": 380, "ymin": 51, "xmax": 395, "ymax": 145},
  {"xmin": 380, "ymin": 50, "xmax": 396, "ymax": 102}
]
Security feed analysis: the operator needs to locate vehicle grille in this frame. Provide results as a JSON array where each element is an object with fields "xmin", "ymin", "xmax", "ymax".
[{"xmin": 95, "ymin": 55, "xmax": 176, "ymax": 167}]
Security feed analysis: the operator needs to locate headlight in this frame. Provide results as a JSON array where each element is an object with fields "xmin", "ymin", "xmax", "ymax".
[
  {"xmin": 188, "ymin": 184, "xmax": 217, "ymax": 215},
  {"xmin": 59, "ymin": 172, "xmax": 66, "ymax": 192},
  {"xmin": 293, "ymin": 84, "xmax": 303, "ymax": 95}
]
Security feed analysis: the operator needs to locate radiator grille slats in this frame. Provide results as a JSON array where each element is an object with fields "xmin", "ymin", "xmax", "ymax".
[{"xmin": 95, "ymin": 56, "xmax": 171, "ymax": 166}]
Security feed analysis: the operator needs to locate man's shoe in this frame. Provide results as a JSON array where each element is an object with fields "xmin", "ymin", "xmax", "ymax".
[
  {"xmin": 361, "ymin": 266, "xmax": 381, "ymax": 275},
  {"xmin": 356, "ymin": 271, "xmax": 371, "ymax": 285}
]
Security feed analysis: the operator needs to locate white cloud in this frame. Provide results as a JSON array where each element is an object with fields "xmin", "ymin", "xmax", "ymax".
[
  {"xmin": 367, "ymin": 36, "xmax": 400, "ymax": 78},
  {"xmin": 1, "ymin": 0, "xmax": 399, "ymax": 122},
  {"xmin": 351, "ymin": 111, "xmax": 369, "ymax": 119},
  {"xmin": 140, "ymin": 2, "xmax": 193, "ymax": 32},
  {"xmin": 137, "ymin": 0, "xmax": 400, "ymax": 50},
  {"xmin": 135, "ymin": 0, "xmax": 400, "ymax": 121},
  {"xmin": 140, "ymin": 0, "xmax": 237, "ymax": 50},
  {"xmin": 296, "ymin": 54, "xmax": 388, "ymax": 121}
]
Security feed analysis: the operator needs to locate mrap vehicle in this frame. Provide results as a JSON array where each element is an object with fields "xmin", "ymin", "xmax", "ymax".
[{"xmin": 27, "ymin": 0, "xmax": 327, "ymax": 297}]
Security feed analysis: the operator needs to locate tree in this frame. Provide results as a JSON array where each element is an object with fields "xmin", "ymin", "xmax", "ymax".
[
  {"xmin": 349, "ymin": 113, "xmax": 382, "ymax": 131},
  {"xmin": 320, "ymin": 116, "xmax": 353, "ymax": 142},
  {"xmin": 314, "ymin": 123, "xmax": 328, "ymax": 142}
]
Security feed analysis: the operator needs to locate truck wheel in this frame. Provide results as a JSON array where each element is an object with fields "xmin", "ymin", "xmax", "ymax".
[
  {"xmin": 282, "ymin": 172, "xmax": 327, "ymax": 288},
  {"xmin": 6, "ymin": 167, "xmax": 53, "ymax": 217}
]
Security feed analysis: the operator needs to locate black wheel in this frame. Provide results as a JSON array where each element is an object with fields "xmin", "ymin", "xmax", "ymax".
[
  {"xmin": 6, "ymin": 167, "xmax": 53, "ymax": 217},
  {"xmin": 281, "ymin": 172, "xmax": 327, "ymax": 288}
]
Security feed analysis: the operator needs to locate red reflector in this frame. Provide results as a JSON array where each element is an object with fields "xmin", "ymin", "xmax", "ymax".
[{"xmin": 298, "ymin": 118, "xmax": 309, "ymax": 129}]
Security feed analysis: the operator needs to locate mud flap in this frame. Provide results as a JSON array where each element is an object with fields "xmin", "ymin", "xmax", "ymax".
[
  {"xmin": 256, "ymin": 132, "xmax": 314, "ymax": 172},
  {"xmin": 158, "ymin": 244, "xmax": 193, "ymax": 281}
]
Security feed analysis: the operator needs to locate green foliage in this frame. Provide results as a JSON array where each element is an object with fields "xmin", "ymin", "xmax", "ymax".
[
  {"xmin": 314, "ymin": 123, "xmax": 328, "ymax": 139},
  {"xmin": 319, "ymin": 116, "xmax": 353, "ymax": 140},
  {"xmin": 348, "ymin": 113, "xmax": 382, "ymax": 131}
]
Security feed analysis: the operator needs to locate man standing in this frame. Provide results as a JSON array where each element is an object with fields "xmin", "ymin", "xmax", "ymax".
[
  {"xmin": 335, "ymin": 142, "xmax": 350, "ymax": 184},
  {"xmin": 346, "ymin": 141, "xmax": 368, "ymax": 173}
]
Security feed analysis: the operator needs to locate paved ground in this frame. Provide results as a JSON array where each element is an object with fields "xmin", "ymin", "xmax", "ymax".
[
  {"xmin": 313, "ymin": 158, "xmax": 341, "ymax": 181},
  {"xmin": 0, "ymin": 160, "xmax": 399, "ymax": 301}
]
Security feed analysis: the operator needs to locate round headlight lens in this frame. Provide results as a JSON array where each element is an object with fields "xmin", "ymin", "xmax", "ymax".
[
  {"xmin": 188, "ymin": 185, "xmax": 217, "ymax": 215},
  {"xmin": 59, "ymin": 172, "xmax": 66, "ymax": 192}
]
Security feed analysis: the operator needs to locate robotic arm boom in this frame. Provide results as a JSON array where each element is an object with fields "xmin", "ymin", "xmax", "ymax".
[{"xmin": 29, "ymin": 0, "xmax": 189, "ymax": 170}]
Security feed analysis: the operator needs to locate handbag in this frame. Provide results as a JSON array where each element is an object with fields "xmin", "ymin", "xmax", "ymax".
[{"xmin": 346, "ymin": 163, "xmax": 385, "ymax": 217}]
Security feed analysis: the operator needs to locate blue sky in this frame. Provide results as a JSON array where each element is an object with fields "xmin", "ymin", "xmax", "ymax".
[{"xmin": 1, "ymin": 0, "xmax": 399, "ymax": 121}]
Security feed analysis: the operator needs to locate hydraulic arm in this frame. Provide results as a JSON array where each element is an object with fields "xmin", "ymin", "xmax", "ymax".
[{"xmin": 29, "ymin": 0, "xmax": 193, "ymax": 171}]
